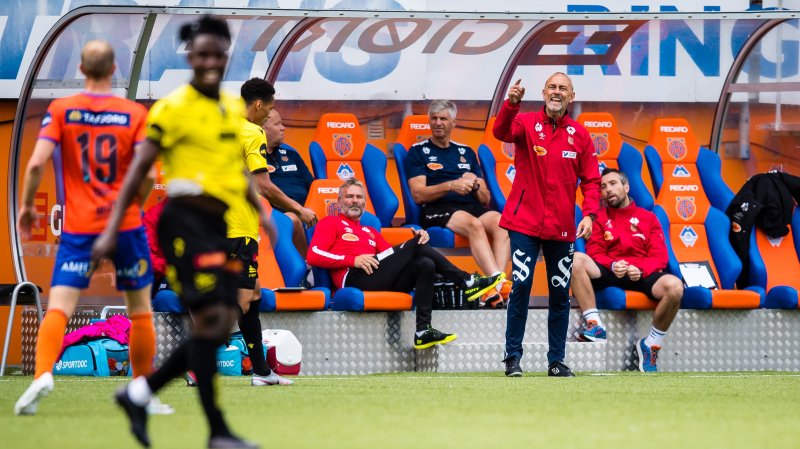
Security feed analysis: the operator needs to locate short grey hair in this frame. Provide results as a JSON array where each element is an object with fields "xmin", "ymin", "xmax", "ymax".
[
  {"xmin": 337, "ymin": 178, "xmax": 365, "ymax": 200},
  {"xmin": 428, "ymin": 99, "xmax": 457, "ymax": 120}
]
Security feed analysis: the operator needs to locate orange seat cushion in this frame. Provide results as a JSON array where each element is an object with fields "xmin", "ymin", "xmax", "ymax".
[
  {"xmin": 274, "ymin": 290, "xmax": 328, "ymax": 311},
  {"xmin": 624, "ymin": 291, "xmax": 658, "ymax": 310},
  {"xmin": 710, "ymin": 289, "xmax": 761, "ymax": 309},
  {"xmin": 363, "ymin": 292, "xmax": 414, "ymax": 311}
]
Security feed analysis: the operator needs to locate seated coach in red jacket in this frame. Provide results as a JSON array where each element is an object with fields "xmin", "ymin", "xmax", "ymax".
[{"xmin": 307, "ymin": 178, "xmax": 503, "ymax": 350}]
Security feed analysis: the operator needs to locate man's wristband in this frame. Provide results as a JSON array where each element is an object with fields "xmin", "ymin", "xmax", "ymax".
[{"xmin": 587, "ymin": 213, "xmax": 596, "ymax": 222}]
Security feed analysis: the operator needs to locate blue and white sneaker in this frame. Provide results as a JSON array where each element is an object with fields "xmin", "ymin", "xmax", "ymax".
[
  {"xmin": 580, "ymin": 320, "xmax": 607, "ymax": 342},
  {"xmin": 635, "ymin": 338, "xmax": 660, "ymax": 372}
]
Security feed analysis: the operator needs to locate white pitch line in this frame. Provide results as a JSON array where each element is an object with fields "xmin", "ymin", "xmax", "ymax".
[
  {"xmin": 300, "ymin": 373, "xmax": 800, "ymax": 380},
  {"xmin": 4, "ymin": 373, "xmax": 799, "ymax": 383},
  {"xmin": 684, "ymin": 373, "xmax": 800, "ymax": 378}
]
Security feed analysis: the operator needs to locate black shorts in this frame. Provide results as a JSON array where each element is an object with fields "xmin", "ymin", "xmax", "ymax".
[
  {"xmin": 420, "ymin": 201, "xmax": 492, "ymax": 228},
  {"xmin": 158, "ymin": 198, "xmax": 238, "ymax": 313},
  {"xmin": 590, "ymin": 261, "xmax": 669, "ymax": 300},
  {"xmin": 227, "ymin": 237, "xmax": 259, "ymax": 290}
]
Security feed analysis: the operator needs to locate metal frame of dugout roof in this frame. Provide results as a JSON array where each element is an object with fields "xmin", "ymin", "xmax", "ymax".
[{"xmin": 8, "ymin": 5, "xmax": 800, "ymax": 282}]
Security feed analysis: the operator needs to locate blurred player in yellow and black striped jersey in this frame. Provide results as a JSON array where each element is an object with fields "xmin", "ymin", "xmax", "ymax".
[
  {"xmin": 226, "ymin": 77, "xmax": 312, "ymax": 387},
  {"xmin": 92, "ymin": 16, "xmax": 263, "ymax": 449}
]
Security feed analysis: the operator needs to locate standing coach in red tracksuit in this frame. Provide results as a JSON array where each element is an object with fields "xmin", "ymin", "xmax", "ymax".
[{"xmin": 493, "ymin": 73, "xmax": 601, "ymax": 377}]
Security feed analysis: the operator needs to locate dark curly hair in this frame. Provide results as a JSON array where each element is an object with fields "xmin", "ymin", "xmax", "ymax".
[
  {"xmin": 240, "ymin": 78, "xmax": 276, "ymax": 106},
  {"xmin": 179, "ymin": 15, "xmax": 231, "ymax": 43}
]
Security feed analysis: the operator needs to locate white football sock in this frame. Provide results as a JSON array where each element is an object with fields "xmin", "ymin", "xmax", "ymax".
[
  {"xmin": 582, "ymin": 308, "xmax": 602, "ymax": 327},
  {"xmin": 127, "ymin": 376, "xmax": 153, "ymax": 407},
  {"xmin": 644, "ymin": 326, "xmax": 666, "ymax": 348}
]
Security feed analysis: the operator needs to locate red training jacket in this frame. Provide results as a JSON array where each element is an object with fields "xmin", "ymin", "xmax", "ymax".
[
  {"xmin": 307, "ymin": 214, "xmax": 391, "ymax": 288},
  {"xmin": 143, "ymin": 200, "xmax": 167, "ymax": 278},
  {"xmin": 587, "ymin": 201, "xmax": 668, "ymax": 278},
  {"xmin": 493, "ymin": 101, "xmax": 600, "ymax": 241}
]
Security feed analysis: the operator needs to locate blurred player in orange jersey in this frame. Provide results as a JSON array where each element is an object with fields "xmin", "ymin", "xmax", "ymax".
[{"xmin": 15, "ymin": 40, "xmax": 158, "ymax": 416}]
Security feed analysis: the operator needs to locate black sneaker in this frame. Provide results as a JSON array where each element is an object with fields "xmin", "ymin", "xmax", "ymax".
[
  {"xmin": 463, "ymin": 272, "xmax": 505, "ymax": 301},
  {"xmin": 208, "ymin": 435, "xmax": 260, "ymax": 449},
  {"xmin": 547, "ymin": 360, "xmax": 575, "ymax": 377},
  {"xmin": 414, "ymin": 326, "xmax": 457, "ymax": 350},
  {"xmin": 504, "ymin": 356, "xmax": 523, "ymax": 377},
  {"xmin": 115, "ymin": 386, "xmax": 150, "ymax": 448}
]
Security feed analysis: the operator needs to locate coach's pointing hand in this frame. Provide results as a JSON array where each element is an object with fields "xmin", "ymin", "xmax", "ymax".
[{"xmin": 508, "ymin": 79, "xmax": 526, "ymax": 105}]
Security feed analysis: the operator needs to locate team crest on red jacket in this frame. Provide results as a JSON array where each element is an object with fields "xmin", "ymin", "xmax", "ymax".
[
  {"xmin": 362, "ymin": 226, "xmax": 375, "ymax": 238},
  {"xmin": 533, "ymin": 146, "xmax": 547, "ymax": 156},
  {"xmin": 333, "ymin": 134, "xmax": 353, "ymax": 157},
  {"xmin": 676, "ymin": 196, "xmax": 696, "ymax": 221},
  {"xmin": 629, "ymin": 216, "xmax": 639, "ymax": 232},
  {"xmin": 592, "ymin": 133, "xmax": 609, "ymax": 157},
  {"xmin": 342, "ymin": 233, "xmax": 359, "ymax": 241},
  {"xmin": 667, "ymin": 137, "xmax": 687, "ymax": 160}
]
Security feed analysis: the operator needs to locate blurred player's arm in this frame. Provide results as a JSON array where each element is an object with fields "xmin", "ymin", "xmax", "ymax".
[
  {"xmin": 134, "ymin": 142, "xmax": 156, "ymax": 206},
  {"xmin": 244, "ymin": 172, "xmax": 277, "ymax": 246},
  {"xmin": 92, "ymin": 140, "xmax": 160, "ymax": 261},
  {"xmin": 17, "ymin": 139, "xmax": 57, "ymax": 240}
]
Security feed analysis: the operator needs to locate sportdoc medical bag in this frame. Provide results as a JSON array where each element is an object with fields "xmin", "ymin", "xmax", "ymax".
[{"xmin": 54, "ymin": 338, "xmax": 130, "ymax": 376}]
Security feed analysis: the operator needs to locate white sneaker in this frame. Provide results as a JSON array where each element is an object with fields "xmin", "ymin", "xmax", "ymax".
[
  {"xmin": 251, "ymin": 371, "xmax": 293, "ymax": 386},
  {"xmin": 146, "ymin": 396, "xmax": 175, "ymax": 415},
  {"xmin": 14, "ymin": 372, "xmax": 54, "ymax": 416}
]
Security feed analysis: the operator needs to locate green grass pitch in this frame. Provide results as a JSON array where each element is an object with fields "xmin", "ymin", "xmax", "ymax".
[{"xmin": 1, "ymin": 371, "xmax": 799, "ymax": 449}]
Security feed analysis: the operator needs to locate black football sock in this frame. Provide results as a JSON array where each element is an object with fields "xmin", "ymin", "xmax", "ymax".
[
  {"xmin": 146, "ymin": 340, "xmax": 190, "ymax": 392},
  {"xmin": 238, "ymin": 299, "xmax": 270, "ymax": 376},
  {"xmin": 189, "ymin": 337, "xmax": 231, "ymax": 438}
]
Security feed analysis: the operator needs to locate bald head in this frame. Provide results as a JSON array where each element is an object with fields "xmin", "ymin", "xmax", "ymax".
[
  {"xmin": 541, "ymin": 71, "xmax": 575, "ymax": 118},
  {"xmin": 80, "ymin": 40, "xmax": 115, "ymax": 80},
  {"xmin": 544, "ymin": 72, "xmax": 574, "ymax": 91}
]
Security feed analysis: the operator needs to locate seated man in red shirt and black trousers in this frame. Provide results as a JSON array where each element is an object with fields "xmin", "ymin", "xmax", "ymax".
[{"xmin": 307, "ymin": 178, "xmax": 504, "ymax": 349}]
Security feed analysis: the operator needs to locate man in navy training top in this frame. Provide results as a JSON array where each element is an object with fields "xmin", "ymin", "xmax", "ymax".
[
  {"xmin": 261, "ymin": 108, "xmax": 315, "ymax": 258},
  {"xmin": 404, "ymin": 99, "xmax": 510, "ymax": 305},
  {"xmin": 572, "ymin": 168, "xmax": 682, "ymax": 373}
]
